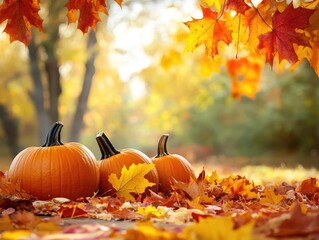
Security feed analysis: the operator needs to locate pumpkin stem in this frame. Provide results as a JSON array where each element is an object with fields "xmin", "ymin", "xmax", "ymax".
[
  {"xmin": 96, "ymin": 132, "xmax": 120, "ymax": 159},
  {"xmin": 156, "ymin": 134, "xmax": 170, "ymax": 157},
  {"xmin": 42, "ymin": 121, "xmax": 64, "ymax": 147}
]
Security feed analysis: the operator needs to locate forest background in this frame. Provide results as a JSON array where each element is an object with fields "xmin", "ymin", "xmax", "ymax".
[{"xmin": 0, "ymin": 0, "xmax": 319, "ymax": 172}]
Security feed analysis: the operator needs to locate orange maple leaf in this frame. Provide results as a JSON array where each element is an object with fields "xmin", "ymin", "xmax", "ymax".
[
  {"xmin": 221, "ymin": 175, "xmax": 258, "ymax": 200},
  {"xmin": 226, "ymin": 0, "xmax": 250, "ymax": 15},
  {"xmin": 258, "ymin": 4, "xmax": 315, "ymax": 66},
  {"xmin": 227, "ymin": 56, "xmax": 263, "ymax": 99},
  {"xmin": 66, "ymin": 0, "xmax": 108, "ymax": 33},
  {"xmin": 184, "ymin": 7, "xmax": 233, "ymax": 57},
  {"xmin": 296, "ymin": 178, "xmax": 319, "ymax": 196},
  {"xmin": 0, "ymin": 0, "xmax": 43, "ymax": 45}
]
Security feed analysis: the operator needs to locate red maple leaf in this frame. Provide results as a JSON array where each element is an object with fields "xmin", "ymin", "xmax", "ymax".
[
  {"xmin": 258, "ymin": 4, "xmax": 315, "ymax": 66},
  {"xmin": 57, "ymin": 203, "xmax": 88, "ymax": 218},
  {"xmin": 296, "ymin": 178, "xmax": 319, "ymax": 196},
  {"xmin": 66, "ymin": 0, "xmax": 108, "ymax": 33},
  {"xmin": 0, "ymin": 0, "xmax": 43, "ymax": 45}
]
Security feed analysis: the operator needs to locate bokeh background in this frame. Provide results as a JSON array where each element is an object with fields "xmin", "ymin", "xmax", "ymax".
[{"xmin": 1, "ymin": 0, "xmax": 318, "ymax": 175}]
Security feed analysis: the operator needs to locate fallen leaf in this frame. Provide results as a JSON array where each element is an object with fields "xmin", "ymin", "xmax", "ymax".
[
  {"xmin": 137, "ymin": 205, "xmax": 167, "ymax": 220},
  {"xmin": 125, "ymin": 221, "xmax": 182, "ymax": 240},
  {"xmin": 1, "ymin": 230, "xmax": 31, "ymax": 240},
  {"xmin": 221, "ymin": 175, "xmax": 258, "ymax": 200},
  {"xmin": 57, "ymin": 203, "xmax": 88, "ymax": 218},
  {"xmin": 260, "ymin": 186, "xmax": 284, "ymax": 206},
  {"xmin": 108, "ymin": 163, "xmax": 156, "ymax": 201},
  {"xmin": 181, "ymin": 216, "xmax": 254, "ymax": 240},
  {"xmin": 296, "ymin": 178, "xmax": 319, "ymax": 196},
  {"xmin": 270, "ymin": 201, "xmax": 319, "ymax": 237}
]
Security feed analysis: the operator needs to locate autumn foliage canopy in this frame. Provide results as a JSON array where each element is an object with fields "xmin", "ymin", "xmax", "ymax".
[
  {"xmin": 183, "ymin": 0, "xmax": 319, "ymax": 98},
  {"xmin": 1, "ymin": 0, "xmax": 318, "ymax": 99}
]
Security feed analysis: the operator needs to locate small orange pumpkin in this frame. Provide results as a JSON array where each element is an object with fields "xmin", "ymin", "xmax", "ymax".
[
  {"xmin": 96, "ymin": 132, "xmax": 159, "ymax": 196},
  {"xmin": 7, "ymin": 122, "xmax": 100, "ymax": 200},
  {"xmin": 151, "ymin": 134, "xmax": 195, "ymax": 194}
]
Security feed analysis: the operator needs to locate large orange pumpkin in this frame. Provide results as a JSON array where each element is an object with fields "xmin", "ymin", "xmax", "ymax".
[
  {"xmin": 151, "ymin": 134, "xmax": 195, "ymax": 194},
  {"xmin": 7, "ymin": 122, "xmax": 100, "ymax": 200},
  {"xmin": 96, "ymin": 132, "xmax": 158, "ymax": 196}
]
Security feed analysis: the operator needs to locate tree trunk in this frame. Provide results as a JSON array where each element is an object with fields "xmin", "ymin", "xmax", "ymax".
[
  {"xmin": 69, "ymin": 30, "xmax": 97, "ymax": 141},
  {"xmin": 27, "ymin": 37, "xmax": 51, "ymax": 143},
  {"xmin": 43, "ymin": 23, "xmax": 62, "ymax": 123},
  {"xmin": 0, "ymin": 104, "xmax": 20, "ymax": 157}
]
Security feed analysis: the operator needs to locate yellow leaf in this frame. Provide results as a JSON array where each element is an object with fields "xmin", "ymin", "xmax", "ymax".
[
  {"xmin": 184, "ymin": 8, "xmax": 232, "ymax": 57},
  {"xmin": 0, "ymin": 215, "xmax": 13, "ymax": 232},
  {"xmin": 180, "ymin": 216, "xmax": 254, "ymax": 240},
  {"xmin": 160, "ymin": 49, "xmax": 182, "ymax": 70},
  {"xmin": 137, "ymin": 205, "xmax": 167, "ymax": 220},
  {"xmin": 125, "ymin": 221, "xmax": 180, "ymax": 240},
  {"xmin": 207, "ymin": 170, "xmax": 219, "ymax": 185},
  {"xmin": 108, "ymin": 163, "xmax": 156, "ymax": 201},
  {"xmin": 260, "ymin": 186, "xmax": 284, "ymax": 205},
  {"xmin": 36, "ymin": 221, "xmax": 62, "ymax": 234},
  {"xmin": 1, "ymin": 230, "xmax": 31, "ymax": 240}
]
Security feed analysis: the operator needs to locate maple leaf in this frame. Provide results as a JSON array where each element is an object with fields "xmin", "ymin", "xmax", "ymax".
[
  {"xmin": 184, "ymin": 7, "xmax": 233, "ymax": 57},
  {"xmin": 296, "ymin": 178, "xmax": 319, "ymax": 196},
  {"xmin": 136, "ymin": 205, "xmax": 167, "ymax": 220},
  {"xmin": 172, "ymin": 170, "xmax": 208, "ymax": 200},
  {"xmin": 227, "ymin": 56, "xmax": 263, "ymax": 99},
  {"xmin": 0, "ymin": 0, "xmax": 43, "ymax": 45},
  {"xmin": 260, "ymin": 186, "xmax": 284, "ymax": 206},
  {"xmin": 221, "ymin": 175, "xmax": 258, "ymax": 200},
  {"xmin": 108, "ymin": 163, "xmax": 156, "ymax": 201},
  {"xmin": 244, "ymin": 0, "xmax": 273, "ymax": 49},
  {"xmin": 0, "ymin": 171, "xmax": 33, "ymax": 201},
  {"xmin": 181, "ymin": 216, "xmax": 254, "ymax": 240},
  {"xmin": 258, "ymin": 4, "xmax": 315, "ymax": 66},
  {"xmin": 65, "ymin": 0, "xmax": 108, "ymax": 33},
  {"xmin": 57, "ymin": 203, "xmax": 88, "ymax": 218}
]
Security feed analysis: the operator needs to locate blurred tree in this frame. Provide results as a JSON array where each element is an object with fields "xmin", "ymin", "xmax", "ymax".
[
  {"xmin": 0, "ymin": 104, "xmax": 20, "ymax": 156},
  {"xmin": 27, "ymin": 1, "xmax": 99, "ymax": 143}
]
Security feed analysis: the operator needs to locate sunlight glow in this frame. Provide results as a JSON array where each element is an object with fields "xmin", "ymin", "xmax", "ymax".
[{"xmin": 106, "ymin": 0, "xmax": 199, "ymax": 98}]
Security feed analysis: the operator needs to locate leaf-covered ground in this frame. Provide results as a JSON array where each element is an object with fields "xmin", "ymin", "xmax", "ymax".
[{"xmin": 1, "ymin": 163, "xmax": 319, "ymax": 240}]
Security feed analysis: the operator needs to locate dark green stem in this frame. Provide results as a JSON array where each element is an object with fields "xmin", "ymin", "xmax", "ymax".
[
  {"xmin": 155, "ymin": 134, "xmax": 170, "ymax": 158},
  {"xmin": 42, "ymin": 121, "xmax": 64, "ymax": 147},
  {"xmin": 96, "ymin": 132, "xmax": 120, "ymax": 160}
]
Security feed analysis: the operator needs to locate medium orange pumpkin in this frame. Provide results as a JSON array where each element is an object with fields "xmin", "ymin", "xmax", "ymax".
[
  {"xmin": 7, "ymin": 122, "xmax": 100, "ymax": 200},
  {"xmin": 96, "ymin": 132, "xmax": 159, "ymax": 196},
  {"xmin": 151, "ymin": 134, "xmax": 195, "ymax": 194}
]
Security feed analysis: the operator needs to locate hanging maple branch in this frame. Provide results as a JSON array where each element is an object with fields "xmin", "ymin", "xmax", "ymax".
[
  {"xmin": 0, "ymin": 0, "xmax": 123, "ymax": 45},
  {"xmin": 183, "ymin": 0, "xmax": 319, "ymax": 99}
]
